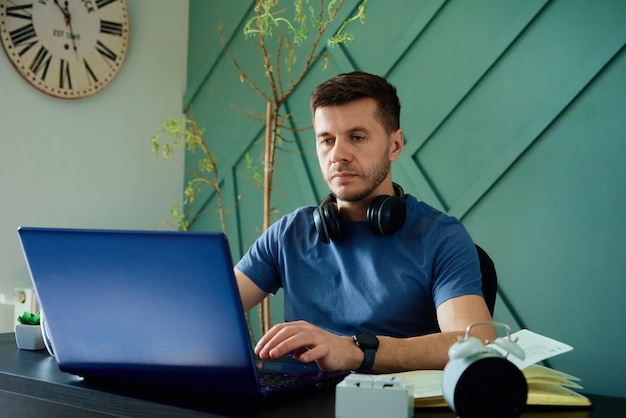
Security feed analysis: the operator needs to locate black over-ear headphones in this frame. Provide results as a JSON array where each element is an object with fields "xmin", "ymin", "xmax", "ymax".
[{"xmin": 313, "ymin": 183, "xmax": 407, "ymax": 243}]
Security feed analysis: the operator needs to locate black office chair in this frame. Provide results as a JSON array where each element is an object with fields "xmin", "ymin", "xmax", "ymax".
[{"xmin": 475, "ymin": 244, "xmax": 497, "ymax": 316}]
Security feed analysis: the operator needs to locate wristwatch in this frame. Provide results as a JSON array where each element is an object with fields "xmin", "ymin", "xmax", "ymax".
[{"xmin": 353, "ymin": 331, "xmax": 379, "ymax": 373}]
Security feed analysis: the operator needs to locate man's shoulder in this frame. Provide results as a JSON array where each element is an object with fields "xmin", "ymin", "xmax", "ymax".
[
  {"xmin": 275, "ymin": 205, "xmax": 316, "ymax": 223},
  {"xmin": 406, "ymin": 195, "xmax": 456, "ymax": 223},
  {"xmin": 266, "ymin": 205, "xmax": 316, "ymax": 236}
]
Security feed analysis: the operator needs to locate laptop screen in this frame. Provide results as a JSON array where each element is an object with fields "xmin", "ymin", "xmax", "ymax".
[{"xmin": 17, "ymin": 227, "xmax": 264, "ymax": 396}]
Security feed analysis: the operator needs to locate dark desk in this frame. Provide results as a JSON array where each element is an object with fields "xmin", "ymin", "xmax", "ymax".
[{"xmin": 0, "ymin": 333, "xmax": 623, "ymax": 417}]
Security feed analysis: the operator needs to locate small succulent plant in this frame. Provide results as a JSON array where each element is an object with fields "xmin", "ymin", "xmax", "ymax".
[{"xmin": 17, "ymin": 311, "xmax": 40, "ymax": 325}]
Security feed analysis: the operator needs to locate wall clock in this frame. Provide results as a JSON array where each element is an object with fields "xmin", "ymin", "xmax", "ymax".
[{"xmin": 0, "ymin": 0, "xmax": 130, "ymax": 99}]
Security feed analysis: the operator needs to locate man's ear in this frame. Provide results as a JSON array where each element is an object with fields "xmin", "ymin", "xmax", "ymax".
[{"xmin": 389, "ymin": 128, "xmax": 404, "ymax": 161}]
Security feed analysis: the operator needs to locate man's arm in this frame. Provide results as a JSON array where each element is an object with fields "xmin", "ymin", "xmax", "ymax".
[
  {"xmin": 234, "ymin": 268, "xmax": 269, "ymax": 312},
  {"xmin": 253, "ymin": 294, "xmax": 495, "ymax": 373},
  {"xmin": 373, "ymin": 294, "xmax": 495, "ymax": 372}
]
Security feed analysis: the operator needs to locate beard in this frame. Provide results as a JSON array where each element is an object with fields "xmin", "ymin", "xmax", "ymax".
[{"xmin": 325, "ymin": 158, "xmax": 391, "ymax": 202}]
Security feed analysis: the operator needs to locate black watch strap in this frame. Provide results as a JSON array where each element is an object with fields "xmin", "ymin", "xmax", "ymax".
[
  {"xmin": 353, "ymin": 332, "xmax": 379, "ymax": 374},
  {"xmin": 356, "ymin": 347, "xmax": 376, "ymax": 373}
]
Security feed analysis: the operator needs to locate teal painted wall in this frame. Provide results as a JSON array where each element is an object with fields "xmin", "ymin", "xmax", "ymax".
[{"xmin": 185, "ymin": 0, "xmax": 626, "ymax": 398}]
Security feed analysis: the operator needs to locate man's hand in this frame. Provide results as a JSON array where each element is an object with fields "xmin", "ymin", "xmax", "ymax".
[{"xmin": 254, "ymin": 320, "xmax": 361, "ymax": 372}]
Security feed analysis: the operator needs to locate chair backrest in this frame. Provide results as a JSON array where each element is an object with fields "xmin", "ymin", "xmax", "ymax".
[{"xmin": 475, "ymin": 244, "xmax": 497, "ymax": 316}]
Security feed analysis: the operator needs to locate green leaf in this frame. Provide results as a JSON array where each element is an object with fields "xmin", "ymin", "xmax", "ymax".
[{"xmin": 17, "ymin": 311, "xmax": 40, "ymax": 325}]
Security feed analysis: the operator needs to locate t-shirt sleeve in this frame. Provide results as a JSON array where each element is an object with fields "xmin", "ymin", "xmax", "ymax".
[
  {"xmin": 430, "ymin": 218, "xmax": 483, "ymax": 308},
  {"xmin": 235, "ymin": 219, "xmax": 284, "ymax": 295}
]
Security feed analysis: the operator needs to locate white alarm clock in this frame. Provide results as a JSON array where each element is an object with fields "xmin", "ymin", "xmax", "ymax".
[{"xmin": 442, "ymin": 322, "xmax": 528, "ymax": 418}]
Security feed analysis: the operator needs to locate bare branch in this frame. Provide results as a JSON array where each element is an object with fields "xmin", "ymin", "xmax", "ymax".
[{"xmin": 219, "ymin": 22, "xmax": 271, "ymax": 102}]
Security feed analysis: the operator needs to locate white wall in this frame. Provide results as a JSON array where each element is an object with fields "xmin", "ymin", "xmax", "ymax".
[{"xmin": 0, "ymin": 0, "xmax": 189, "ymax": 332}]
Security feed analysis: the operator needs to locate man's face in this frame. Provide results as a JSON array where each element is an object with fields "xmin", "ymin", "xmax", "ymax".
[{"xmin": 314, "ymin": 98, "xmax": 403, "ymax": 203}]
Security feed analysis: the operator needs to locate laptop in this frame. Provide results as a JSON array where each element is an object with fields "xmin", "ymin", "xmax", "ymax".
[{"xmin": 16, "ymin": 227, "xmax": 348, "ymax": 398}]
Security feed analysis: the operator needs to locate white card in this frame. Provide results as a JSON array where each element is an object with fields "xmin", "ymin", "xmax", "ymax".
[{"xmin": 492, "ymin": 329, "xmax": 573, "ymax": 369}]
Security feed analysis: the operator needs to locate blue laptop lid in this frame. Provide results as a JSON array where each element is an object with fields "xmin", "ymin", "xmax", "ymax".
[{"xmin": 17, "ymin": 227, "xmax": 262, "ymax": 396}]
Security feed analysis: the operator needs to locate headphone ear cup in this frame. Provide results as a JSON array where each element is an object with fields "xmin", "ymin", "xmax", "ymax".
[
  {"xmin": 367, "ymin": 195, "xmax": 407, "ymax": 236},
  {"xmin": 314, "ymin": 196, "xmax": 343, "ymax": 243},
  {"xmin": 313, "ymin": 207, "xmax": 330, "ymax": 244}
]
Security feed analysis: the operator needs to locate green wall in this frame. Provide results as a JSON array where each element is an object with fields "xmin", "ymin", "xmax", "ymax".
[{"xmin": 185, "ymin": 0, "xmax": 626, "ymax": 398}]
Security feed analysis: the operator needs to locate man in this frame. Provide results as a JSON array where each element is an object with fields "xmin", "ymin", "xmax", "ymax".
[{"xmin": 234, "ymin": 71, "xmax": 494, "ymax": 374}]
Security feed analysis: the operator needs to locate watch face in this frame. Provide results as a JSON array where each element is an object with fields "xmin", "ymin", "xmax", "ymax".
[
  {"xmin": 0, "ymin": 0, "xmax": 130, "ymax": 99},
  {"xmin": 355, "ymin": 331, "xmax": 379, "ymax": 349}
]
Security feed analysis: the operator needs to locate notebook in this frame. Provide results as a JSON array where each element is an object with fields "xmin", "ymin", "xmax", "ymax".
[{"xmin": 17, "ymin": 227, "xmax": 348, "ymax": 398}]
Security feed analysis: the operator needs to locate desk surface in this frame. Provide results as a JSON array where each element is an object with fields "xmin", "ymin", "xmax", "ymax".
[{"xmin": 0, "ymin": 333, "xmax": 623, "ymax": 417}]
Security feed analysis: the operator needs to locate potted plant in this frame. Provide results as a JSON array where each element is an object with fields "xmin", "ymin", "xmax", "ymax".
[
  {"xmin": 15, "ymin": 311, "xmax": 45, "ymax": 350},
  {"xmin": 153, "ymin": 0, "xmax": 368, "ymax": 338}
]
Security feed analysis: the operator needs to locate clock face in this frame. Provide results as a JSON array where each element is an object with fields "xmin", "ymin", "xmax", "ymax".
[{"xmin": 0, "ymin": 0, "xmax": 130, "ymax": 99}]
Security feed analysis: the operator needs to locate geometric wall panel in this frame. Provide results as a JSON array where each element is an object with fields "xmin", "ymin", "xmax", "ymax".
[{"xmin": 185, "ymin": 0, "xmax": 626, "ymax": 398}]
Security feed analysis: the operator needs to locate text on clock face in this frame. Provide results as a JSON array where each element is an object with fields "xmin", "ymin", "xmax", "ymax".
[
  {"xmin": 81, "ymin": 1, "xmax": 97, "ymax": 14},
  {"xmin": 53, "ymin": 29, "xmax": 81, "ymax": 40},
  {"xmin": 37, "ymin": 0, "xmax": 98, "ymax": 14}
]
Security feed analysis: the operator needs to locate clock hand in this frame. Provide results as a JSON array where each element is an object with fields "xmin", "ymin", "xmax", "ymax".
[
  {"xmin": 53, "ymin": 0, "xmax": 70, "ymax": 25},
  {"xmin": 64, "ymin": 0, "xmax": 80, "ymax": 57}
]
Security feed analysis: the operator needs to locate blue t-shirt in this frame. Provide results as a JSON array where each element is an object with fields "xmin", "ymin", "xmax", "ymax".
[{"xmin": 235, "ymin": 195, "xmax": 482, "ymax": 338}]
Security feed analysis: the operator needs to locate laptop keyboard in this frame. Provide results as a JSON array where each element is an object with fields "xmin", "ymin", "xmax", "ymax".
[{"xmin": 258, "ymin": 371, "xmax": 312, "ymax": 389}]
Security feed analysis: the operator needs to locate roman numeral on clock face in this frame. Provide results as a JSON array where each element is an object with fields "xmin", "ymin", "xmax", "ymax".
[
  {"xmin": 96, "ymin": 0, "xmax": 118, "ymax": 9},
  {"xmin": 60, "ymin": 59, "xmax": 72, "ymax": 89},
  {"xmin": 10, "ymin": 23, "xmax": 37, "ymax": 49},
  {"xmin": 84, "ymin": 59, "xmax": 99, "ymax": 84},
  {"xmin": 30, "ymin": 46, "xmax": 51, "ymax": 80},
  {"xmin": 100, "ymin": 20, "xmax": 123, "ymax": 36},
  {"xmin": 95, "ymin": 40, "xmax": 118, "ymax": 64},
  {"xmin": 6, "ymin": 4, "xmax": 32, "ymax": 20}
]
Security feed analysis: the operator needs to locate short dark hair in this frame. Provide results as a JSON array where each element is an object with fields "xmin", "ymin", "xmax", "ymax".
[{"xmin": 310, "ymin": 71, "xmax": 401, "ymax": 134}]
